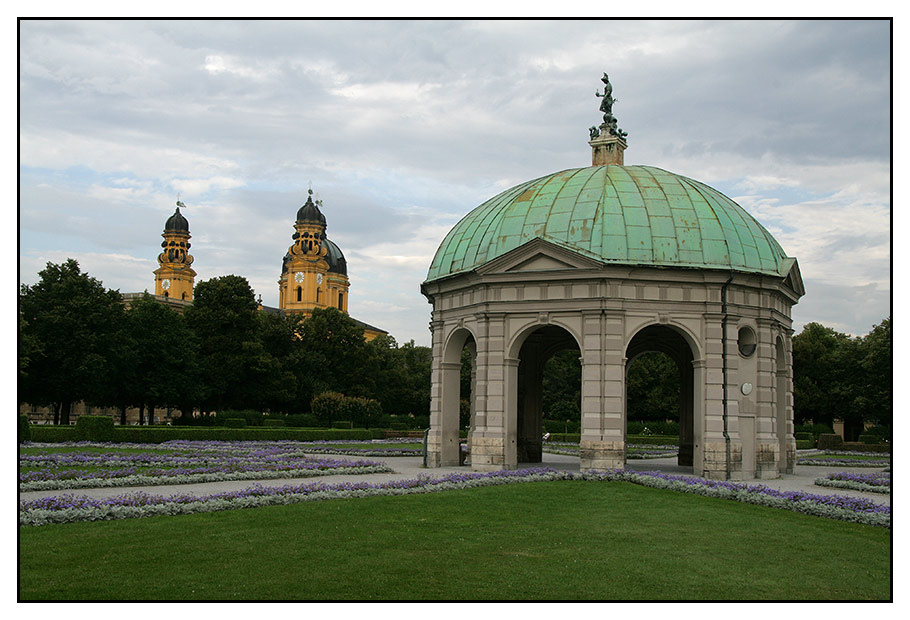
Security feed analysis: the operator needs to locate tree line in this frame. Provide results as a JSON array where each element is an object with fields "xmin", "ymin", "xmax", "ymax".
[
  {"xmin": 19, "ymin": 259, "xmax": 432, "ymax": 425},
  {"xmin": 19, "ymin": 259, "xmax": 890, "ymax": 436}
]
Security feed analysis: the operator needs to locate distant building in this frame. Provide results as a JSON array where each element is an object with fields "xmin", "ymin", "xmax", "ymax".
[{"xmin": 22, "ymin": 190, "xmax": 386, "ymax": 424}]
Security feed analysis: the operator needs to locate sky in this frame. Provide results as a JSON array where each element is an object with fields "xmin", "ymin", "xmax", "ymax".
[{"xmin": 17, "ymin": 18, "xmax": 892, "ymax": 346}]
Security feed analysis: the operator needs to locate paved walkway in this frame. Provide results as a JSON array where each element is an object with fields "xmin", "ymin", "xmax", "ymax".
[{"xmin": 18, "ymin": 451, "xmax": 890, "ymax": 506}]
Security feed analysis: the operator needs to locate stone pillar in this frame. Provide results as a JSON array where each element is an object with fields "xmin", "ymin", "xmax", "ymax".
[
  {"xmin": 427, "ymin": 360, "xmax": 461, "ymax": 467},
  {"xmin": 702, "ymin": 312, "xmax": 735, "ymax": 480},
  {"xmin": 691, "ymin": 359, "xmax": 707, "ymax": 476},
  {"xmin": 753, "ymin": 319, "xmax": 780, "ymax": 479},
  {"xmin": 678, "ymin": 357, "xmax": 695, "ymax": 466},
  {"xmin": 580, "ymin": 311, "xmax": 625, "ymax": 470},
  {"xmin": 470, "ymin": 315, "xmax": 512, "ymax": 471}
]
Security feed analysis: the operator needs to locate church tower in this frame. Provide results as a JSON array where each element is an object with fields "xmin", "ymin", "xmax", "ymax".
[
  {"xmin": 279, "ymin": 189, "xmax": 350, "ymax": 316},
  {"xmin": 153, "ymin": 202, "xmax": 196, "ymax": 301}
]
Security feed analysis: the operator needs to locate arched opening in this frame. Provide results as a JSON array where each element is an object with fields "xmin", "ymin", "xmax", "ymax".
[
  {"xmin": 338, "ymin": 292, "xmax": 344, "ymax": 310},
  {"xmin": 626, "ymin": 350, "xmax": 680, "ymax": 438},
  {"xmin": 625, "ymin": 325, "xmax": 696, "ymax": 467},
  {"xmin": 297, "ymin": 286, "xmax": 302, "ymax": 302},
  {"xmin": 514, "ymin": 325, "xmax": 580, "ymax": 464},
  {"xmin": 435, "ymin": 328, "xmax": 476, "ymax": 467}
]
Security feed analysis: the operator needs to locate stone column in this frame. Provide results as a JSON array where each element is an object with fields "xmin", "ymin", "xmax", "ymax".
[
  {"xmin": 753, "ymin": 318, "xmax": 780, "ymax": 479},
  {"xmin": 678, "ymin": 357, "xmax": 695, "ymax": 466},
  {"xmin": 702, "ymin": 312, "xmax": 736, "ymax": 479},
  {"xmin": 427, "ymin": 360, "xmax": 462, "ymax": 467},
  {"xmin": 580, "ymin": 310, "xmax": 625, "ymax": 470},
  {"xmin": 470, "ymin": 315, "xmax": 512, "ymax": 471}
]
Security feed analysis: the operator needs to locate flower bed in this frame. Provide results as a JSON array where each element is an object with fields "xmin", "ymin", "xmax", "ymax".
[
  {"xmin": 796, "ymin": 449, "xmax": 890, "ymax": 467},
  {"xmin": 19, "ymin": 466, "xmax": 890, "ymax": 529},
  {"xmin": 19, "ymin": 468, "xmax": 569, "ymax": 527},
  {"xmin": 581, "ymin": 470, "xmax": 890, "ymax": 528},
  {"xmin": 814, "ymin": 471, "xmax": 891, "ymax": 494},
  {"xmin": 19, "ymin": 440, "xmax": 392, "ymax": 492},
  {"xmin": 542, "ymin": 442, "xmax": 677, "ymax": 459}
]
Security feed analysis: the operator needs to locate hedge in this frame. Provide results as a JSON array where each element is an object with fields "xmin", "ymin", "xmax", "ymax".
[
  {"xmin": 627, "ymin": 434, "xmax": 680, "ymax": 446},
  {"xmin": 796, "ymin": 440, "xmax": 815, "ymax": 450},
  {"xmin": 26, "ymin": 426, "xmax": 377, "ymax": 444},
  {"xmin": 74, "ymin": 416, "xmax": 115, "ymax": 442},
  {"xmin": 223, "ymin": 418, "xmax": 247, "ymax": 428},
  {"xmin": 817, "ymin": 434, "xmax": 845, "ymax": 450},
  {"xmin": 19, "ymin": 415, "xmax": 30, "ymax": 443}
]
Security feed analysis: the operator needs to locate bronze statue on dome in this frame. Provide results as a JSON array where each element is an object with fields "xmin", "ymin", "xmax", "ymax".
[{"xmin": 592, "ymin": 72, "xmax": 627, "ymax": 140}]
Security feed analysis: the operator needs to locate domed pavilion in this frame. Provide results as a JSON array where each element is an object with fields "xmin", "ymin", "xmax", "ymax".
[{"xmin": 421, "ymin": 74, "xmax": 804, "ymax": 480}]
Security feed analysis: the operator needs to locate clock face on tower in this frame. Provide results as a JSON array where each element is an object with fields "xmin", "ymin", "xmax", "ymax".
[
  {"xmin": 294, "ymin": 272, "xmax": 304, "ymax": 283},
  {"xmin": 316, "ymin": 273, "xmax": 323, "ymax": 284},
  {"xmin": 161, "ymin": 279, "xmax": 171, "ymax": 290}
]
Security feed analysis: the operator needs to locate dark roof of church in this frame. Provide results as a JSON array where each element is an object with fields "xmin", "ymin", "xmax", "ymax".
[{"xmin": 164, "ymin": 207, "xmax": 189, "ymax": 233}]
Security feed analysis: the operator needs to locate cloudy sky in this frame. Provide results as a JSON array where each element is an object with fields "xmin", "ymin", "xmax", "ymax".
[{"xmin": 18, "ymin": 19, "xmax": 891, "ymax": 346}]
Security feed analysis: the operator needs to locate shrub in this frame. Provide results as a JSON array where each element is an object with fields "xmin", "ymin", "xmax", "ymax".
[
  {"xmin": 285, "ymin": 414, "xmax": 320, "ymax": 428},
  {"xmin": 224, "ymin": 418, "xmax": 247, "ymax": 428},
  {"xmin": 795, "ymin": 440, "xmax": 815, "ymax": 450},
  {"xmin": 865, "ymin": 426, "xmax": 891, "ymax": 441},
  {"xmin": 332, "ymin": 420, "xmax": 352, "ymax": 429},
  {"xmin": 312, "ymin": 392, "xmax": 347, "ymax": 426},
  {"xmin": 19, "ymin": 415, "xmax": 31, "ymax": 442},
  {"xmin": 263, "ymin": 419, "xmax": 285, "ymax": 427},
  {"xmin": 74, "ymin": 416, "xmax": 115, "ymax": 442},
  {"xmin": 542, "ymin": 419, "xmax": 580, "ymax": 434},
  {"xmin": 546, "ymin": 433, "xmax": 581, "ymax": 443},
  {"xmin": 794, "ymin": 432, "xmax": 814, "ymax": 442},
  {"xmin": 217, "ymin": 410, "xmax": 263, "ymax": 426},
  {"xmin": 795, "ymin": 423, "xmax": 834, "ymax": 438},
  {"xmin": 29, "ymin": 425, "xmax": 77, "ymax": 442},
  {"xmin": 858, "ymin": 434, "xmax": 879, "ymax": 445},
  {"xmin": 628, "ymin": 435, "xmax": 680, "ymax": 446},
  {"xmin": 627, "ymin": 420, "xmax": 680, "ymax": 436},
  {"xmin": 817, "ymin": 434, "xmax": 844, "ymax": 450}
]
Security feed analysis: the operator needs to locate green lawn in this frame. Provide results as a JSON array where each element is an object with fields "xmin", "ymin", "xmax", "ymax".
[{"xmin": 19, "ymin": 481, "xmax": 890, "ymax": 600}]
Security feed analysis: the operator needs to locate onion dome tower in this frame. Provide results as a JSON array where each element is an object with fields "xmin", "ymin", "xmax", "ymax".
[
  {"xmin": 279, "ymin": 189, "xmax": 350, "ymax": 315},
  {"xmin": 153, "ymin": 201, "xmax": 196, "ymax": 301}
]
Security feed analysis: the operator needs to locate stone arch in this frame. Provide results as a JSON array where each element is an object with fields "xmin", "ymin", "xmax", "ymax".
[
  {"xmin": 507, "ymin": 317, "xmax": 583, "ymax": 361},
  {"xmin": 506, "ymin": 322, "xmax": 582, "ymax": 466},
  {"xmin": 624, "ymin": 323, "xmax": 701, "ymax": 468},
  {"xmin": 434, "ymin": 326, "xmax": 477, "ymax": 466}
]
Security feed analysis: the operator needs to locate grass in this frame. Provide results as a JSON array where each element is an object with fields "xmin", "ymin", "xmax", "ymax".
[{"xmin": 19, "ymin": 480, "xmax": 890, "ymax": 600}]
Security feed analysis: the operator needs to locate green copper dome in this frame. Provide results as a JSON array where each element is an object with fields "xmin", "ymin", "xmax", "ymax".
[{"xmin": 425, "ymin": 165, "xmax": 791, "ymax": 282}]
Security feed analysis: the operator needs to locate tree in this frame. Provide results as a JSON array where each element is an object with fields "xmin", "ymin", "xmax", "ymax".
[
  {"xmin": 792, "ymin": 319, "xmax": 891, "ymax": 440},
  {"xmin": 297, "ymin": 307, "xmax": 371, "ymax": 398},
  {"xmin": 542, "ymin": 349, "xmax": 581, "ymax": 424},
  {"xmin": 856, "ymin": 317, "xmax": 891, "ymax": 427},
  {"xmin": 19, "ymin": 259, "xmax": 126, "ymax": 424},
  {"xmin": 626, "ymin": 352, "xmax": 680, "ymax": 422},
  {"xmin": 366, "ymin": 336, "xmax": 431, "ymax": 417},
  {"xmin": 792, "ymin": 322, "xmax": 856, "ymax": 429},
  {"xmin": 125, "ymin": 293, "xmax": 199, "ymax": 424},
  {"xmin": 184, "ymin": 275, "xmax": 261, "ymax": 412}
]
